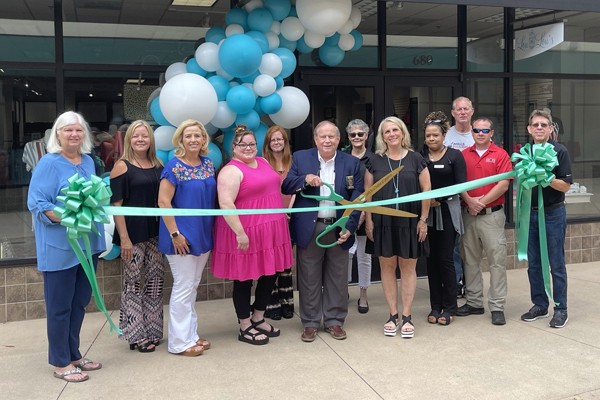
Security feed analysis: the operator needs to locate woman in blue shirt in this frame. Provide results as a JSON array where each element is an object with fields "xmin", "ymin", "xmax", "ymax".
[{"xmin": 27, "ymin": 111, "xmax": 105, "ymax": 383}]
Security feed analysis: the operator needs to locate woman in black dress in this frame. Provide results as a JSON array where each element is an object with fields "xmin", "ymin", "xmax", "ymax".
[
  {"xmin": 365, "ymin": 116, "xmax": 430, "ymax": 339},
  {"xmin": 420, "ymin": 111, "xmax": 466, "ymax": 326}
]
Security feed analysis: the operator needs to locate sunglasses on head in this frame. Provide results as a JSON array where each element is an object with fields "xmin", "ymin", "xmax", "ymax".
[
  {"xmin": 349, "ymin": 131, "xmax": 366, "ymax": 138},
  {"xmin": 473, "ymin": 128, "xmax": 492, "ymax": 134}
]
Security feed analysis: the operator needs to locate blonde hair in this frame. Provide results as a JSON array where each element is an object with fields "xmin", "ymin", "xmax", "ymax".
[
  {"xmin": 120, "ymin": 120, "xmax": 162, "ymax": 167},
  {"xmin": 262, "ymin": 125, "xmax": 291, "ymax": 172},
  {"xmin": 46, "ymin": 111, "xmax": 93, "ymax": 154},
  {"xmin": 375, "ymin": 116, "xmax": 412, "ymax": 156},
  {"xmin": 172, "ymin": 119, "xmax": 210, "ymax": 157}
]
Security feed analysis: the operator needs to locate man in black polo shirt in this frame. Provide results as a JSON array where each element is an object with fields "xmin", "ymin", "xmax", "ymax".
[{"xmin": 520, "ymin": 109, "xmax": 573, "ymax": 328}]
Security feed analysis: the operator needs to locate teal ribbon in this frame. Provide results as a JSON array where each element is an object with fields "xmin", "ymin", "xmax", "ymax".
[
  {"xmin": 511, "ymin": 143, "xmax": 559, "ymax": 306},
  {"xmin": 53, "ymin": 174, "xmax": 121, "ymax": 334}
]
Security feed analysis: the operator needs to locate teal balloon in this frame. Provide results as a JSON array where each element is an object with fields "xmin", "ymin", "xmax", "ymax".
[
  {"xmin": 226, "ymin": 85, "xmax": 256, "ymax": 114},
  {"xmin": 289, "ymin": 5, "xmax": 297, "ymax": 17},
  {"xmin": 264, "ymin": 0, "xmax": 291, "ymax": 21},
  {"xmin": 208, "ymin": 75, "xmax": 230, "ymax": 101},
  {"xmin": 223, "ymin": 131, "xmax": 235, "ymax": 157},
  {"xmin": 150, "ymin": 98, "xmax": 171, "ymax": 127},
  {"xmin": 254, "ymin": 122, "xmax": 269, "ymax": 156},
  {"xmin": 350, "ymin": 30, "xmax": 363, "ymax": 51},
  {"xmin": 235, "ymin": 110, "xmax": 260, "ymax": 131},
  {"xmin": 156, "ymin": 149, "xmax": 170, "ymax": 165},
  {"xmin": 296, "ymin": 36, "xmax": 313, "ymax": 54},
  {"xmin": 240, "ymin": 71, "xmax": 260, "ymax": 84},
  {"xmin": 278, "ymin": 34, "xmax": 297, "ymax": 52},
  {"xmin": 206, "ymin": 27, "xmax": 226, "ymax": 44},
  {"xmin": 246, "ymin": 30, "xmax": 269, "ymax": 54},
  {"xmin": 319, "ymin": 45, "xmax": 345, "ymax": 66},
  {"xmin": 254, "ymin": 98, "xmax": 265, "ymax": 115},
  {"xmin": 259, "ymin": 93, "xmax": 282, "ymax": 114},
  {"xmin": 186, "ymin": 58, "xmax": 207, "ymax": 76},
  {"xmin": 275, "ymin": 76, "xmax": 284, "ymax": 89},
  {"xmin": 225, "ymin": 8, "xmax": 248, "ymax": 30},
  {"xmin": 272, "ymin": 47, "xmax": 296, "ymax": 79},
  {"xmin": 103, "ymin": 244, "xmax": 121, "ymax": 260},
  {"xmin": 324, "ymin": 32, "xmax": 340, "ymax": 47},
  {"xmin": 248, "ymin": 8, "xmax": 274, "ymax": 33},
  {"xmin": 168, "ymin": 149, "xmax": 176, "ymax": 161},
  {"xmin": 219, "ymin": 34, "xmax": 262, "ymax": 78},
  {"xmin": 207, "ymin": 142, "xmax": 223, "ymax": 170}
]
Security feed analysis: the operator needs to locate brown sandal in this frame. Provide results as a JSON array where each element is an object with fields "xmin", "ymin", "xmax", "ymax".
[
  {"xmin": 196, "ymin": 338, "xmax": 211, "ymax": 350},
  {"xmin": 177, "ymin": 345, "xmax": 204, "ymax": 357}
]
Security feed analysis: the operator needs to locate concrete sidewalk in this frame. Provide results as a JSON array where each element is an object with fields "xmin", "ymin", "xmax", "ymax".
[{"xmin": 1, "ymin": 262, "xmax": 600, "ymax": 400}]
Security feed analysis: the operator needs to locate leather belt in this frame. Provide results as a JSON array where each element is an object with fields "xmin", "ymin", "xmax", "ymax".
[
  {"xmin": 477, "ymin": 205, "xmax": 503, "ymax": 215},
  {"xmin": 316, "ymin": 217, "xmax": 337, "ymax": 224},
  {"xmin": 532, "ymin": 202, "xmax": 565, "ymax": 212}
]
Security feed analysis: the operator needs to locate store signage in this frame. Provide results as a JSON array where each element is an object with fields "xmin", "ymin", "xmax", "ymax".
[{"xmin": 514, "ymin": 21, "xmax": 564, "ymax": 60}]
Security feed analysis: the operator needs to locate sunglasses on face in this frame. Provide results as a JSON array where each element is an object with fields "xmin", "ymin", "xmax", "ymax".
[
  {"xmin": 531, "ymin": 122, "xmax": 549, "ymax": 128},
  {"xmin": 349, "ymin": 131, "xmax": 366, "ymax": 138},
  {"xmin": 472, "ymin": 128, "xmax": 492, "ymax": 134}
]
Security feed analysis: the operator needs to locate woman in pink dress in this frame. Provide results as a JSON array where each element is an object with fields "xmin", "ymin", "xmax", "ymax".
[{"xmin": 211, "ymin": 125, "xmax": 294, "ymax": 345}]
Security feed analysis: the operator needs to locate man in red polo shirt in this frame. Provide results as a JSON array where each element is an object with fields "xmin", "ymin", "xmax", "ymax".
[{"xmin": 457, "ymin": 117, "xmax": 512, "ymax": 325}]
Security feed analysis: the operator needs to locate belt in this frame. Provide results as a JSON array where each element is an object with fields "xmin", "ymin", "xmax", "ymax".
[
  {"xmin": 477, "ymin": 205, "xmax": 503, "ymax": 215},
  {"xmin": 316, "ymin": 217, "xmax": 337, "ymax": 224},
  {"xmin": 532, "ymin": 202, "xmax": 565, "ymax": 212}
]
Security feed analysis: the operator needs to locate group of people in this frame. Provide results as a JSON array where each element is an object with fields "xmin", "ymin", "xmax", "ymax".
[{"xmin": 28, "ymin": 98, "xmax": 572, "ymax": 382}]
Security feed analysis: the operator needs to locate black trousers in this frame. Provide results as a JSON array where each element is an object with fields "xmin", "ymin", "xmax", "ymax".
[{"xmin": 232, "ymin": 274, "xmax": 278, "ymax": 320}]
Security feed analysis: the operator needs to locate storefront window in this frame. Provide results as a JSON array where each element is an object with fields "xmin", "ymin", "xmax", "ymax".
[{"xmin": 466, "ymin": 6, "xmax": 505, "ymax": 72}]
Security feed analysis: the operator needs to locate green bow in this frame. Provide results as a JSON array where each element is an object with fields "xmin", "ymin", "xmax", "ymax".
[
  {"xmin": 511, "ymin": 143, "xmax": 559, "ymax": 306},
  {"xmin": 53, "ymin": 174, "xmax": 121, "ymax": 334}
]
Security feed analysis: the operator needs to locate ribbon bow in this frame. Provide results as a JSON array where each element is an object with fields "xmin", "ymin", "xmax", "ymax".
[
  {"xmin": 53, "ymin": 173, "xmax": 121, "ymax": 334},
  {"xmin": 511, "ymin": 143, "xmax": 559, "ymax": 306}
]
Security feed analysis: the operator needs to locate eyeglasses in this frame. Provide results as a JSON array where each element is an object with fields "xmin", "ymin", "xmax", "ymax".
[
  {"xmin": 472, "ymin": 128, "xmax": 492, "ymax": 134},
  {"xmin": 270, "ymin": 138, "xmax": 285, "ymax": 143},
  {"xmin": 236, "ymin": 142, "xmax": 257, "ymax": 149},
  {"xmin": 349, "ymin": 132, "xmax": 366, "ymax": 138},
  {"xmin": 531, "ymin": 122, "xmax": 549, "ymax": 128}
]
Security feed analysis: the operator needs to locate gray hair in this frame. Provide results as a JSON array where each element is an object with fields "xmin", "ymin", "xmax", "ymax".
[
  {"xmin": 46, "ymin": 111, "xmax": 93, "ymax": 154},
  {"xmin": 345, "ymin": 119, "xmax": 369, "ymax": 135},
  {"xmin": 313, "ymin": 120, "xmax": 340, "ymax": 137}
]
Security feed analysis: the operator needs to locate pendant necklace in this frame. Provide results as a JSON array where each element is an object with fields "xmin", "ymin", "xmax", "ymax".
[{"xmin": 386, "ymin": 151, "xmax": 402, "ymax": 210}]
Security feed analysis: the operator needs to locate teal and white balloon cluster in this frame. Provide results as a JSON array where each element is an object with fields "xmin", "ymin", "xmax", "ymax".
[{"xmin": 148, "ymin": 0, "xmax": 363, "ymax": 167}]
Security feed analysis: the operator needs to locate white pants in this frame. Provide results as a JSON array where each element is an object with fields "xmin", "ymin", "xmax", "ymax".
[
  {"xmin": 347, "ymin": 235, "xmax": 372, "ymax": 289},
  {"xmin": 166, "ymin": 252, "xmax": 209, "ymax": 354}
]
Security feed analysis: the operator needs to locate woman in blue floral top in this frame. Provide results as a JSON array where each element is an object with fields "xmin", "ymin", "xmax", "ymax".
[{"xmin": 158, "ymin": 119, "xmax": 216, "ymax": 357}]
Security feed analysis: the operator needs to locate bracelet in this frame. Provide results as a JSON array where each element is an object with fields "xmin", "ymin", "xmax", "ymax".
[{"xmin": 419, "ymin": 217, "xmax": 427, "ymax": 222}]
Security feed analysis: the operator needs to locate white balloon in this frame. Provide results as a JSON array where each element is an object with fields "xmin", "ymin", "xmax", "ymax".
[
  {"xmin": 253, "ymin": 74, "xmax": 277, "ymax": 97},
  {"xmin": 216, "ymin": 66, "xmax": 234, "ymax": 81},
  {"xmin": 160, "ymin": 73, "xmax": 218, "ymax": 126},
  {"xmin": 195, "ymin": 42, "xmax": 220, "ymax": 72},
  {"xmin": 280, "ymin": 16, "xmax": 305, "ymax": 42},
  {"xmin": 242, "ymin": 82, "xmax": 255, "ymax": 94},
  {"xmin": 204, "ymin": 122, "xmax": 219, "ymax": 136},
  {"xmin": 337, "ymin": 19, "xmax": 353, "ymax": 35},
  {"xmin": 211, "ymin": 101, "xmax": 237, "ymax": 129},
  {"xmin": 259, "ymin": 53, "xmax": 283, "ymax": 77},
  {"xmin": 296, "ymin": 0, "xmax": 352, "ymax": 37},
  {"xmin": 350, "ymin": 6, "xmax": 362, "ymax": 29},
  {"xmin": 265, "ymin": 31, "xmax": 280, "ymax": 51},
  {"xmin": 226, "ymin": 23, "xmax": 245, "ymax": 37},
  {"xmin": 269, "ymin": 86, "xmax": 310, "ymax": 129},
  {"xmin": 165, "ymin": 62, "xmax": 187, "ymax": 81},
  {"xmin": 270, "ymin": 20, "xmax": 281, "ymax": 35},
  {"xmin": 146, "ymin": 87, "xmax": 161, "ymax": 108},
  {"xmin": 99, "ymin": 215, "xmax": 115, "ymax": 259},
  {"xmin": 244, "ymin": 0, "xmax": 263, "ymax": 13},
  {"xmin": 338, "ymin": 33, "xmax": 355, "ymax": 51},
  {"xmin": 154, "ymin": 125, "xmax": 177, "ymax": 151},
  {"xmin": 303, "ymin": 30, "xmax": 325, "ymax": 48}
]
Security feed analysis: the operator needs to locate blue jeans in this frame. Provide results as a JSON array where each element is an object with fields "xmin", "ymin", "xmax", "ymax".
[{"xmin": 527, "ymin": 205, "xmax": 568, "ymax": 310}]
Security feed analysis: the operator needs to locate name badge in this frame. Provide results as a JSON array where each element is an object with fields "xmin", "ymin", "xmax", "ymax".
[
  {"xmin": 346, "ymin": 175, "xmax": 354, "ymax": 190},
  {"xmin": 434, "ymin": 165, "xmax": 445, "ymax": 169}
]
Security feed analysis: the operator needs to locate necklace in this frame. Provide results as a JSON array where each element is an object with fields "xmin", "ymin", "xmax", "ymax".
[
  {"xmin": 386, "ymin": 151, "xmax": 402, "ymax": 210},
  {"xmin": 429, "ymin": 145, "xmax": 446, "ymax": 162}
]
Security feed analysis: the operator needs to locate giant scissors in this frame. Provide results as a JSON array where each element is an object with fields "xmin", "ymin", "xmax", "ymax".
[{"xmin": 301, "ymin": 166, "xmax": 416, "ymax": 248}]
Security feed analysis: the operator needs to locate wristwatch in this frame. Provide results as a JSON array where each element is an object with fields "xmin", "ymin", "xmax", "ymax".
[{"xmin": 170, "ymin": 231, "xmax": 180, "ymax": 238}]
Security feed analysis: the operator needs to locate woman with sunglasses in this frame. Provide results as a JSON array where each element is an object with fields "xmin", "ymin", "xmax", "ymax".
[
  {"xmin": 345, "ymin": 119, "xmax": 373, "ymax": 314},
  {"xmin": 420, "ymin": 111, "xmax": 466, "ymax": 326},
  {"xmin": 261, "ymin": 125, "xmax": 295, "ymax": 320},
  {"xmin": 211, "ymin": 125, "xmax": 294, "ymax": 345}
]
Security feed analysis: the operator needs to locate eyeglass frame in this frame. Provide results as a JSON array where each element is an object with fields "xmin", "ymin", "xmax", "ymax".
[
  {"xmin": 235, "ymin": 142, "xmax": 257, "ymax": 149},
  {"xmin": 472, "ymin": 128, "xmax": 492, "ymax": 134},
  {"xmin": 530, "ymin": 122, "xmax": 550, "ymax": 128},
  {"xmin": 349, "ymin": 131, "xmax": 366, "ymax": 138}
]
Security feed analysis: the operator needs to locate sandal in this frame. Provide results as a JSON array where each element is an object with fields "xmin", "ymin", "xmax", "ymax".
[
  {"xmin": 75, "ymin": 358, "xmax": 102, "ymax": 371},
  {"xmin": 438, "ymin": 311, "xmax": 455, "ymax": 326},
  {"xmin": 196, "ymin": 337, "xmax": 211, "ymax": 350},
  {"xmin": 383, "ymin": 313, "xmax": 400, "ymax": 337},
  {"xmin": 177, "ymin": 345, "xmax": 204, "ymax": 357},
  {"xmin": 129, "ymin": 340, "xmax": 155, "ymax": 353},
  {"xmin": 427, "ymin": 310, "xmax": 441, "ymax": 324},
  {"xmin": 251, "ymin": 318, "xmax": 281, "ymax": 337},
  {"xmin": 401, "ymin": 315, "xmax": 415, "ymax": 339},
  {"xmin": 238, "ymin": 325, "xmax": 269, "ymax": 345},
  {"xmin": 53, "ymin": 367, "xmax": 89, "ymax": 383}
]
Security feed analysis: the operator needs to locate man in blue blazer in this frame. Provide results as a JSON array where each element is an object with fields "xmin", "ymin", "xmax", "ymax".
[{"xmin": 282, "ymin": 120, "xmax": 363, "ymax": 342}]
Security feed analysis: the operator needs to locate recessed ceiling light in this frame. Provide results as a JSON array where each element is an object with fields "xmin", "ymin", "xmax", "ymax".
[{"xmin": 126, "ymin": 78, "xmax": 145, "ymax": 84}]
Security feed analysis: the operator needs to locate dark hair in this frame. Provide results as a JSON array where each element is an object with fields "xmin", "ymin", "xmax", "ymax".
[
  {"xmin": 232, "ymin": 125, "xmax": 256, "ymax": 150},
  {"xmin": 423, "ymin": 111, "xmax": 450, "ymax": 134}
]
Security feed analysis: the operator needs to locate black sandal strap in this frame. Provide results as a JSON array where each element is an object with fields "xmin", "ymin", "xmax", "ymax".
[
  {"xmin": 401, "ymin": 314, "xmax": 414, "ymax": 326},
  {"xmin": 387, "ymin": 313, "xmax": 399, "ymax": 324}
]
